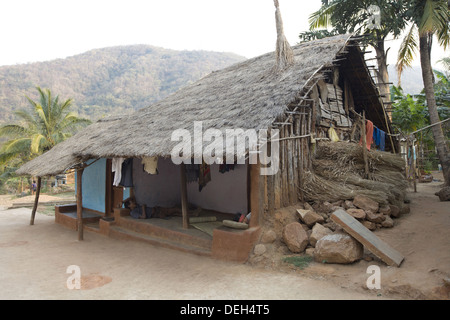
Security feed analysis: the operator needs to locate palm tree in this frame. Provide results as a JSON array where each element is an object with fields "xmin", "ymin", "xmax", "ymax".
[
  {"xmin": 396, "ymin": 0, "xmax": 450, "ymax": 186},
  {"xmin": 0, "ymin": 87, "xmax": 91, "ymax": 165},
  {"xmin": 0, "ymin": 87, "xmax": 91, "ymax": 224}
]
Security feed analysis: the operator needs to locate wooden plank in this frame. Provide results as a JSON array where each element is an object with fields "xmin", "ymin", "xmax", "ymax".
[{"xmin": 331, "ymin": 209, "xmax": 404, "ymax": 267}]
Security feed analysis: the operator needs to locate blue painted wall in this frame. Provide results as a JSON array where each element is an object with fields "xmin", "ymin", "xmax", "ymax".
[
  {"xmin": 75, "ymin": 159, "xmax": 106, "ymax": 213},
  {"xmin": 75, "ymin": 158, "xmax": 132, "ymax": 213}
]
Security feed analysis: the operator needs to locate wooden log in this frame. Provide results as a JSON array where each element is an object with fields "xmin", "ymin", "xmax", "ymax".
[
  {"xmin": 30, "ymin": 177, "xmax": 41, "ymax": 225},
  {"xmin": 180, "ymin": 163, "xmax": 189, "ymax": 229}
]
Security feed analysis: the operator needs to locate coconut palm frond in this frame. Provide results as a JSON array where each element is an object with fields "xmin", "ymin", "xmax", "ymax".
[
  {"xmin": 0, "ymin": 124, "xmax": 28, "ymax": 138},
  {"xmin": 396, "ymin": 24, "xmax": 418, "ymax": 85},
  {"xmin": 309, "ymin": 1, "xmax": 337, "ymax": 30},
  {"xmin": 419, "ymin": 0, "xmax": 447, "ymax": 34}
]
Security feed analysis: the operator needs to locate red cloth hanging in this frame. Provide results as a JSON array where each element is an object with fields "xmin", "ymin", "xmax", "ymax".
[{"xmin": 359, "ymin": 120, "xmax": 374, "ymax": 150}]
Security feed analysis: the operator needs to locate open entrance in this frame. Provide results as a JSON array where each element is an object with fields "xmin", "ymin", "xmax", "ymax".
[{"xmin": 116, "ymin": 157, "xmax": 249, "ymax": 238}]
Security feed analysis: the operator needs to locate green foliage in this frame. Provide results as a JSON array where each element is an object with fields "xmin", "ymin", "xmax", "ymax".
[
  {"xmin": 397, "ymin": 0, "xmax": 450, "ymax": 78},
  {"xmin": 391, "ymin": 85, "xmax": 428, "ymax": 133},
  {"xmin": 305, "ymin": 0, "xmax": 408, "ymax": 45},
  {"xmin": 282, "ymin": 255, "xmax": 313, "ymax": 269}
]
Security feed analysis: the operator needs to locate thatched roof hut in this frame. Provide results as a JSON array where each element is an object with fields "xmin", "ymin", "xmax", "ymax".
[{"xmin": 17, "ymin": 34, "xmax": 391, "ymax": 177}]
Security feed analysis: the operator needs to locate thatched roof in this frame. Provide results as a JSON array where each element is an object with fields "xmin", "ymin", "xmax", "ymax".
[
  {"xmin": 15, "ymin": 116, "xmax": 122, "ymax": 177},
  {"xmin": 77, "ymin": 34, "xmax": 354, "ymax": 160},
  {"xmin": 18, "ymin": 34, "xmax": 384, "ymax": 177}
]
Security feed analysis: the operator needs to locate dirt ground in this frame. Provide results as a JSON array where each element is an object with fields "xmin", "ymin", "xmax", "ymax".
[{"xmin": 0, "ymin": 171, "xmax": 448, "ymax": 300}]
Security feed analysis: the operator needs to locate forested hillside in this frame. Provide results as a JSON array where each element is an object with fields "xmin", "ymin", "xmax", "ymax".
[{"xmin": 0, "ymin": 45, "xmax": 245, "ymax": 123}]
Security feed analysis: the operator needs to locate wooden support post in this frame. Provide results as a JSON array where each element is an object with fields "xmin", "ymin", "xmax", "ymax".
[
  {"xmin": 180, "ymin": 163, "xmax": 189, "ymax": 229},
  {"xmin": 76, "ymin": 168, "xmax": 84, "ymax": 241},
  {"xmin": 361, "ymin": 112, "xmax": 369, "ymax": 179},
  {"xmin": 411, "ymin": 141, "xmax": 417, "ymax": 193},
  {"xmin": 30, "ymin": 177, "xmax": 41, "ymax": 225},
  {"xmin": 249, "ymin": 162, "xmax": 262, "ymax": 228}
]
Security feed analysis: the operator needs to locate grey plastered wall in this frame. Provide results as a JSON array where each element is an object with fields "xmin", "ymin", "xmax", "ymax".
[{"xmin": 133, "ymin": 157, "xmax": 247, "ymax": 214}]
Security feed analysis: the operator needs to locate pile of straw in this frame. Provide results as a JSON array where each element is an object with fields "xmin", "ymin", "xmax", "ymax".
[{"xmin": 301, "ymin": 141, "xmax": 407, "ymax": 205}]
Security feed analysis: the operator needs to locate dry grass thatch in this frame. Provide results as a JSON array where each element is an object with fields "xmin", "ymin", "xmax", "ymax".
[{"xmin": 302, "ymin": 141, "xmax": 408, "ymax": 205}]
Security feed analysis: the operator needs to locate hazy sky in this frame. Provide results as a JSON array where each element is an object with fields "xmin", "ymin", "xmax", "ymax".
[{"xmin": 0, "ymin": 0, "xmax": 447, "ymax": 67}]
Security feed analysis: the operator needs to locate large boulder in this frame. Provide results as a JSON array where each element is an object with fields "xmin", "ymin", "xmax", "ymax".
[
  {"xmin": 297, "ymin": 209, "xmax": 324, "ymax": 227},
  {"xmin": 381, "ymin": 215, "xmax": 394, "ymax": 228},
  {"xmin": 390, "ymin": 205, "xmax": 401, "ymax": 218},
  {"xmin": 366, "ymin": 211, "xmax": 386, "ymax": 223},
  {"xmin": 435, "ymin": 187, "xmax": 450, "ymax": 202},
  {"xmin": 346, "ymin": 208, "xmax": 366, "ymax": 220},
  {"xmin": 314, "ymin": 233, "xmax": 364, "ymax": 264},
  {"xmin": 353, "ymin": 195, "xmax": 379, "ymax": 213},
  {"xmin": 282, "ymin": 222, "xmax": 309, "ymax": 253},
  {"xmin": 309, "ymin": 223, "xmax": 333, "ymax": 247}
]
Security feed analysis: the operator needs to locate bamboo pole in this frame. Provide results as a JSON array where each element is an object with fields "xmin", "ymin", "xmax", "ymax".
[
  {"xmin": 362, "ymin": 111, "xmax": 369, "ymax": 179},
  {"xmin": 29, "ymin": 177, "xmax": 41, "ymax": 225},
  {"xmin": 76, "ymin": 168, "xmax": 84, "ymax": 241}
]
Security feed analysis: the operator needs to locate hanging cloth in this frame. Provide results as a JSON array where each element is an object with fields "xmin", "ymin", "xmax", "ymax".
[
  {"xmin": 328, "ymin": 127, "xmax": 340, "ymax": 142},
  {"xmin": 199, "ymin": 161, "xmax": 211, "ymax": 192},
  {"xmin": 112, "ymin": 157, "xmax": 125, "ymax": 187},
  {"xmin": 185, "ymin": 164, "xmax": 200, "ymax": 183},
  {"xmin": 142, "ymin": 157, "xmax": 158, "ymax": 175},
  {"xmin": 359, "ymin": 120, "xmax": 374, "ymax": 150},
  {"xmin": 379, "ymin": 130, "xmax": 385, "ymax": 151},
  {"xmin": 119, "ymin": 158, "xmax": 133, "ymax": 187}
]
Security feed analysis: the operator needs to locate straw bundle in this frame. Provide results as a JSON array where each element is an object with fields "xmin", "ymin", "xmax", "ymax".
[
  {"xmin": 273, "ymin": 0, "xmax": 294, "ymax": 71},
  {"xmin": 299, "ymin": 170, "xmax": 389, "ymax": 204},
  {"xmin": 302, "ymin": 141, "xmax": 407, "ymax": 205}
]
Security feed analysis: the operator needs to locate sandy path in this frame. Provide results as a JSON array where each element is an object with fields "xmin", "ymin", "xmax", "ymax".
[
  {"xmin": 0, "ymin": 171, "xmax": 448, "ymax": 301},
  {"xmin": 0, "ymin": 207, "xmax": 386, "ymax": 301}
]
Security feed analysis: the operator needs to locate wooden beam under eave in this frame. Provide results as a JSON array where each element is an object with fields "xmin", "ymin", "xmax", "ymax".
[
  {"xmin": 76, "ymin": 168, "xmax": 84, "ymax": 241},
  {"xmin": 180, "ymin": 163, "xmax": 189, "ymax": 229}
]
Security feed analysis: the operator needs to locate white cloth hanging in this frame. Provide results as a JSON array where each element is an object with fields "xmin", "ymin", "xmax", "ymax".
[{"xmin": 112, "ymin": 157, "xmax": 125, "ymax": 186}]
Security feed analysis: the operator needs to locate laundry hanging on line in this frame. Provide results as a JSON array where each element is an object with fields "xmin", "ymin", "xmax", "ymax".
[
  {"xmin": 112, "ymin": 157, "xmax": 125, "ymax": 187},
  {"xmin": 199, "ymin": 162, "xmax": 211, "ymax": 192},
  {"xmin": 119, "ymin": 158, "xmax": 133, "ymax": 187},
  {"xmin": 185, "ymin": 164, "xmax": 200, "ymax": 183},
  {"xmin": 373, "ymin": 127, "xmax": 386, "ymax": 151},
  {"xmin": 359, "ymin": 120, "xmax": 374, "ymax": 150},
  {"xmin": 142, "ymin": 156, "xmax": 158, "ymax": 175},
  {"xmin": 219, "ymin": 164, "xmax": 235, "ymax": 173}
]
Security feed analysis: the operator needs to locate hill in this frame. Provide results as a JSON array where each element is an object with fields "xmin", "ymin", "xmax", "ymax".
[
  {"xmin": 387, "ymin": 65, "xmax": 425, "ymax": 95},
  {"xmin": 0, "ymin": 45, "xmax": 246, "ymax": 123}
]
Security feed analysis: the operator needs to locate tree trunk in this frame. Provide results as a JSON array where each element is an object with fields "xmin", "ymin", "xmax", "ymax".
[
  {"xmin": 374, "ymin": 40, "xmax": 391, "ymax": 106},
  {"xmin": 30, "ymin": 177, "xmax": 41, "ymax": 225},
  {"xmin": 419, "ymin": 34, "xmax": 450, "ymax": 186}
]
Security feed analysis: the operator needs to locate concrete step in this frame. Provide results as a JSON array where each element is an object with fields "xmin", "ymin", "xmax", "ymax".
[
  {"xmin": 116, "ymin": 216, "xmax": 212, "ymax": 250},
  {"xmin": 109, "ymin": 225, "xmax": 212, "ymax": 257}
]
